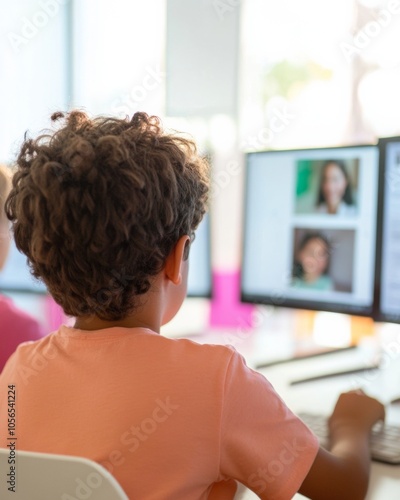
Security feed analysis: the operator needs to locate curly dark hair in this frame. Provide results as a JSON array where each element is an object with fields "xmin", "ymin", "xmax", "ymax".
[{"xmin": 5, "ymin": 111, "xmax": 209, "ymax": 320}]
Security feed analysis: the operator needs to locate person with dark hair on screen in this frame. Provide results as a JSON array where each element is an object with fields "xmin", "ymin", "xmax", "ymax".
[
  {"xmin": 292, "ymin": 232, "xmax": 334, "ymax": 291},
  {"xmin": 316, "ymin": 160, "xmax": 356, "ymax": 215}
]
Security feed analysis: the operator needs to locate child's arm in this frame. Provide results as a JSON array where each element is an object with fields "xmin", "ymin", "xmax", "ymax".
[{"xmin": 298, "ymin": 391, "xmax": 385, "ymax": 500}]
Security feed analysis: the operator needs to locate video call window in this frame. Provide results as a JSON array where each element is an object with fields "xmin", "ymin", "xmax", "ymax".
[
  {"xmin": 291, "ymin": 228, "xmax": 355, "ymax": 293},
  {"xmin": 295, "ymin": 159, "xmax": 359, "ymax": 216},
  {"xmin": 242, "ymin": 145, "xmax": 379, "ymax": 315}
]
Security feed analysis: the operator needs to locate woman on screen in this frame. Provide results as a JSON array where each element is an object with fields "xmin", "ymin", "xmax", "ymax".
[
  {"xmin": 316, "ymin": 160, "xmax": 356, "ymax": 215},
  {"xmin": 292, "ymin": 232, "xmax": 334, "ymax": 291},
  {"xmin": 0, "ymin": 164, "xmax": 43, "ymax": 372}
]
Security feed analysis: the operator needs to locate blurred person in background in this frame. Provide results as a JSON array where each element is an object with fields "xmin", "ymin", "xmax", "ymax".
[{"xmin": 0, "ymin": 164, "xmax": 44, "ymax": 372}]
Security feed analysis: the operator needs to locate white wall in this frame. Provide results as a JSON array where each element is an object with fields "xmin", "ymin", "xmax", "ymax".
[{"xmin": 0, "ymin": 0, "xmax": 68, "ymax": 162}]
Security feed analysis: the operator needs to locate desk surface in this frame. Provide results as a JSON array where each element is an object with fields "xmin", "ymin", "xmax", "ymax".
[
  {"xmin": 258, "ymin": 360, "xmax": 400, "ymax": 500},
  {"xmin": 174, "ymin": 311, "xmax": 400, "ymax": 500}
]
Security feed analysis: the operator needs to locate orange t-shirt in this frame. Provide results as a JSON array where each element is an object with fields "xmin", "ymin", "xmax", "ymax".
[{"xmin": 0, "ymin": 326, "xmax": 318, "ymax": 499}]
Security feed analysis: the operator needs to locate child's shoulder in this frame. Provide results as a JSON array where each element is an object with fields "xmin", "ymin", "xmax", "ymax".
[
  {"xmin": 161, "ymin": 335, "xmax": 241, "ymax": 371},
  {"xmin": 164, "ymin": 334, "xmax": 237, "ymax": 357}
]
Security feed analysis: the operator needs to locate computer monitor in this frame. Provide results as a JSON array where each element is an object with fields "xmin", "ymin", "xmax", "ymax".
[
  {"xmin": 375, "ymin": 137, "xmax": 400, "ymax": 323},
  {"xmin": 241, "ymin": 145, "xmax": 380, "ymax": 316},
  {"xmin": 0, "ymin": 240, "xmax": 47, "ymax": 294},
  {"xmin": 187, "ymin": 214, "xmax": 212, "ymax": 298},
  {"xmin": 0, "ymin": 214, "xmax": 212, "ymax": 298}
]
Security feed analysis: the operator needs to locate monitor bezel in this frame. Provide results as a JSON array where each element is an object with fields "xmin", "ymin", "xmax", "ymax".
[
  {"xmin": 240, "ymin": 143, "xmax": 380, "ymax": 317},
  {"xmin": 373, "ymin": 136, "xmax": 400, "ymax": 323},
  {"xmin": 0, "ymin": 285, "xmax": 47, "ymax": 295}
]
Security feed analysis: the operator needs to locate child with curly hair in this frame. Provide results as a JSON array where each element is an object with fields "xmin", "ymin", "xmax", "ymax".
[{"xmin": 0, "ymin": 111, "xmax": 384, "ymax": 499}]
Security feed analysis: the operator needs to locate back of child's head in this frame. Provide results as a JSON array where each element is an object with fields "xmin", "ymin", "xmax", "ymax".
[{"xmin": 5, "ymin": 111, "xmax": 209, "ymax": 320}]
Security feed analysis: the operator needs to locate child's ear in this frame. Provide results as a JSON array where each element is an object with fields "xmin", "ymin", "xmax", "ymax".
[{"xmin": 164, "ymin": 235, "xmax": 190, "ymax": 285}]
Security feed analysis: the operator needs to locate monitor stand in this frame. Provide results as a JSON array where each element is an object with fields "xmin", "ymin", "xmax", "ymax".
[{"xmin": 253, "ymin": 309, "xmax": 377, "ymax": 378}]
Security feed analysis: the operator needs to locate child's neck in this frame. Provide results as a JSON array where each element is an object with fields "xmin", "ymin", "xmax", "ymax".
[
  {"xmin": 74, "ymin": 316, "xmax": 161, "ymax": 332},
  {"xmin": 73, "ymin": 267, "xmax": 178, "ymax": 334}
]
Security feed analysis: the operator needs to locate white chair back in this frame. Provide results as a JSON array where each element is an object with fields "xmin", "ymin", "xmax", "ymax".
[{"xmin": 0, "ymin": 448, "xmax": 129, "ymax": 500}]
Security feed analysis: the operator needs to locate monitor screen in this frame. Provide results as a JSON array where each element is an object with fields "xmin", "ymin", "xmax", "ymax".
[
  {"xmin": 241, "ymin": 145, "xmax": 379, "ymax": 316},
  {"xmin": 0, "ymin": 214, "xmax": 212, "ymax": 298},
  {"xmin": 0, "ymin": 239, "xmax": 47, "ymax": 294},
  {"xmin": 376, "ymin": 137, "xmax": 400, "ymax": 323},
  {"xmin": 187, "ymin": 214, "xmax": 212, "ymax": 298}
]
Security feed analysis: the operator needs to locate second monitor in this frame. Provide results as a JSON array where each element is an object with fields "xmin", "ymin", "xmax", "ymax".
[
  {"xmin": 0, "ymin": 214, "xmax": 212, "ymax": 299},
  {"xmin": 187, "ymin": 214, "xmax": 212, "ymax": 298},
  {"xmin": 241, "ymin": 145, "xmax": 379, "ymax": 316},
  {"xmin": 375, "ymin": 136, "xmax": 400, "ymax": 323}
]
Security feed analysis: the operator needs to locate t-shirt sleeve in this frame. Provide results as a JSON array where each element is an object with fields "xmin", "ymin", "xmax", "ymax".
[{"xmin": 219, "ymin": 349, "xmax": 319, "ymax": 500}]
